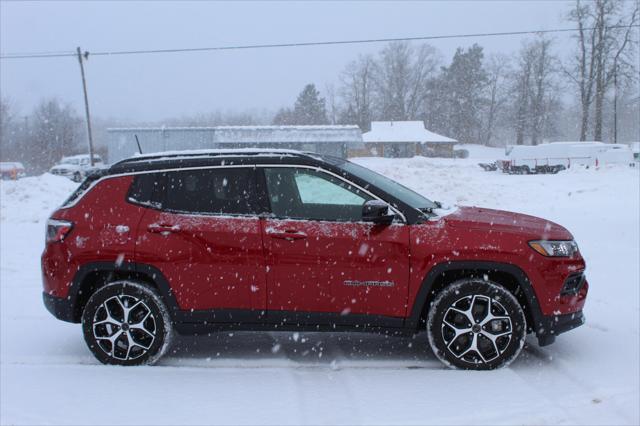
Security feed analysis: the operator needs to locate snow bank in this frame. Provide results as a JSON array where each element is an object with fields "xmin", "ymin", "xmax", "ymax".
[
  {"xmin": 1, "ymin": 161, "xmax": 639, "ymax": 425},
  {"xmin": 0, "ymin": 173, "xmax": 78, "ymax": 224}
]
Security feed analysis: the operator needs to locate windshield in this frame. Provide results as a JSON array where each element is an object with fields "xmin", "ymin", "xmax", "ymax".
[{"xmin": 331, "ymin": 159, "xmax": 438, "ymax": 211}]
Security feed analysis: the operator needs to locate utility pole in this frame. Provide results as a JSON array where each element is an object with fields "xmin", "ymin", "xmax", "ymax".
[
  {"xmin": 613, "ymin": 58, "xmax": 618, "ymax": 144},
  {"xmin": 76, "ymin": 46, "xmax": 95, "ymax": 166}
]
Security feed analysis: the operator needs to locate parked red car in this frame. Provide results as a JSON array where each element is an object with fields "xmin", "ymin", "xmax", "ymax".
[
  {"xmin": 42, "ymin": 150, "xmax": 587, "ymax": 369},
  {"xmin": 1, "ymin": 162, "xmax": 26, "ymax": 180}
]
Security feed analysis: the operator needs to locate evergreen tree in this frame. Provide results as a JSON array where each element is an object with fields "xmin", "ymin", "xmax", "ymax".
[
  {"xmin": 272, "ymin": 107, "xmax": 295, "ymax": 125},
  {"xmin": 292, "ymin": 84, "xmax": 329, "ymax": 125},
  {"xmin": 442, "ymin": 44, "xmax": 488, "ymax": 143}
]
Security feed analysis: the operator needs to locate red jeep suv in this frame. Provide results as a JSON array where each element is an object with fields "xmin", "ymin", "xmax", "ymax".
[{"xmin": 41, "ymin": 150, "xmax": 588, "ymax": 369}]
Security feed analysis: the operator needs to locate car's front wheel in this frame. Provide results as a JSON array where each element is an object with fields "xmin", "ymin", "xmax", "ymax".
[
  {"xmin": 82, "ymin": 281, "xmax": 173, "ymax": 366},
  {"xmin": 427, "ymin": 279, "xmax": 526, "ymax": 370}
]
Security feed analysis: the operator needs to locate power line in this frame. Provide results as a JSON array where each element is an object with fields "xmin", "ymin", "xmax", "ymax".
[{"xmin": 1, "ymin": 24, "xmax": 638, "ymax": 60}]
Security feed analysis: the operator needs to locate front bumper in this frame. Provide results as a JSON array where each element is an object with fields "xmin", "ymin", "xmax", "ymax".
[
  {"xmin": 50, "ymin": 169, "xmax": 73, "ymax": 176},
  {"xmin": 536, "ymin": 310, "xmax": 585, "ymax": 346},
  {"xmin": 42, "ymin": 292, "xmax": 77, "ymax": 323}
]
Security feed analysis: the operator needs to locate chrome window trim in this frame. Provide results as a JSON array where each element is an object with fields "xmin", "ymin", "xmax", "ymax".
[
  {"xmin": 257, "ymin": 164, "xmax": 407, "ymax": 223},
  {"xmin": 60, "ymin": 165, "xmax": 256, "ymax": 210},
  {"xmin": 60, "ymin": 163, "xmax": 407, "ymax": 223}
]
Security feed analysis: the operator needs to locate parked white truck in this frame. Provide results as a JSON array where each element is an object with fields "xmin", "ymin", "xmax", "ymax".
[
  {"xmin": 49, "ymin": 154, "xmax": 105, "ymax": 182},
  {"xmin": 496, "ymin": 142, "xmax": 634, "ymax": 174}
]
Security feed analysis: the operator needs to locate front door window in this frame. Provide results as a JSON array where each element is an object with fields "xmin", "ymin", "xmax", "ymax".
[{"xmin": 264, "ymin": 168, "xmax": 372, "ymax": 222}]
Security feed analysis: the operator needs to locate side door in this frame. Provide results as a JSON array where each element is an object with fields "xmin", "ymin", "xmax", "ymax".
[
  {"xmin": 259, "ymin": 166, "xmax": 410, "ymax": 320},
  {"xmin": 134, "ymin": 166, "xmax": 267, "ymax": 315}
]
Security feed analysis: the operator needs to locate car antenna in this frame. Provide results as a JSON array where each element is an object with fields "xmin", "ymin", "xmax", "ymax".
[{"xmin": 134, "ymin": 134, "xmax": 143, "ymax": 155}]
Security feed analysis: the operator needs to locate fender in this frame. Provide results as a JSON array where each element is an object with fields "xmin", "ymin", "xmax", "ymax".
[
  {"xmin": 405, "ymin": 261, "xmax": 545, "ymax": 332},
  {"xmin": 69, "ymin": 261, "xmax": 181, "ymax": 322}
]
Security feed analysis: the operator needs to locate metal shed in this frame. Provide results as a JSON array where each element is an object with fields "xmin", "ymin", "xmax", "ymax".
[{"xmin": 107, "ymin": 125, "xmax": 363, "ymax": 163}]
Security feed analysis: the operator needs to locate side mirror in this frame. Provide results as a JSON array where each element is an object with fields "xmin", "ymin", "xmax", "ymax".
[{"xmin": 362, "ymin": 200, "xmax": 395, "ymax": 225}]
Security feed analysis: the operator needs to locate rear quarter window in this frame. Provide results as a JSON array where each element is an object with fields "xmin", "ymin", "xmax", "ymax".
[{"xmin": 127, "ymin": 173, "xmax": 164, "ymax": 209}]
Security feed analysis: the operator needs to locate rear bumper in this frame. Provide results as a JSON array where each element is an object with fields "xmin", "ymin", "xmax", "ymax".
[
  {"xmin": 536, "ymin": 310, "xmax": 585, "ymax": 346},
  {"xmin": 42, "ymin": 292, "xmax": 77, "ymax": 323}
]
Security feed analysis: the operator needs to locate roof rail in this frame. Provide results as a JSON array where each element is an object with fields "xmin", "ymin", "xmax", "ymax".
[{"xmin": 111, "ymin": 148, "xmax": 310, "ymax": 167}]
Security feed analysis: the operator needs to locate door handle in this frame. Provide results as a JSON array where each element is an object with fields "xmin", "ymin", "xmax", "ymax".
[
  {"xmin": 147, "ymin": 223, "xmax": 179, "ymax": 234},
  {"xmin": 267, "ymin": 230, "xmax": 307, "ymax": 241}
]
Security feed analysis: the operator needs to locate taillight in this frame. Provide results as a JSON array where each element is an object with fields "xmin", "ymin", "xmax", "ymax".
[{"xmin": 46, "ymin": 219, "xmax": 74, "ymax": 243}]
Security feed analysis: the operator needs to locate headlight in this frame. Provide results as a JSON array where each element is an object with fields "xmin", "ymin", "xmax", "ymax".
[{"xmin": 529, "ymin": 240, "xmax": 578, "ymax": 257}]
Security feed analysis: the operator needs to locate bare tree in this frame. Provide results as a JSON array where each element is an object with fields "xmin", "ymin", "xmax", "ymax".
[
  {"xmin": 592, "ymin": 0, "xmax": 639, "ymax": 141},
  {"xmin": 512, "ymin": 42, "xmax": 537, "ymax": 145},
  {"xmin": 339, "ymin": 54, "xmax": 376, "ymax": 131},
  {"xmin": 510, "ymin": 38, "xmax": 560, "ymax": 145},
  {"xmin": 0, "ymin": 98, "xmax": 13, "ymax": 159},
  {"xmin": 167, "ymin": 110, "xmax": 260, "ymax": 127},
  {"xmin": 482, "ymin": 54, "xmax": 511, "ymax": 146},
  {"xmin": 421, "ymin": 73, "xmax": 450, "ymax": 136},
  {"xmin": 324, "ymin": 83, "xmax": 339, "ymax": 125},
  {"xmin": 566, "ymin": 0, "xmax": 639, "ymax": 141},
  {"xmin": 30, "ymin": 98, "xmax": 83, "ymax": 172},
  {"xmin": 373, "ymin": 42, "xmax": 439, "ymax": 121},
  {"xmin": 530, "ymin": 38, "xmax": 556, "ymax": 145}
]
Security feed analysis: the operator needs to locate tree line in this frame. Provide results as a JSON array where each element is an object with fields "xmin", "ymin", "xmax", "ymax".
[
  {"xmin": 0, "ymin": 0, "xmax": 638, "ymax": 172},
  {"xmin": 274, "ymin": 0, "xmax": 638, "ymax": 147}
]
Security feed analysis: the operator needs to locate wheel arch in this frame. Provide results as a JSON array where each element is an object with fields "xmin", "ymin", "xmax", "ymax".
[
  {"xmin": 69, "ymin": 261, "xmax": 179, "ymax": 323},
  {"xmin": 407, "ymin": 261, "xmax": 544, "ymax": 333}
]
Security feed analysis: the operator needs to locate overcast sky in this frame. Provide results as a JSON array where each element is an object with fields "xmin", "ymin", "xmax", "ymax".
[{"xmin": 1, "ymin": 0, "xmax": 574, "ymax": 122}]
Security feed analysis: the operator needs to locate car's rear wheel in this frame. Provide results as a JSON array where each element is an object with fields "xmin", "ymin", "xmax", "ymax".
[
  {"xmin": 427, "ymin": 279, "xmax": 526, "ymax": 370},
  {"xmin": 81, "ymin": 281, "xmax": 173, "ymax": 366}
]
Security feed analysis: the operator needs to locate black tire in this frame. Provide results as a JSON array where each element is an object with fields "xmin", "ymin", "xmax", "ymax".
[
  {"xmin": 81, "ymin": 281, "xmax": 173, "ymax": 366},
  {"xmin": 427, "ymin": 279, "xmax": 526, "ymax": 370},
  {"xmin": 72, "ymin": 172, "xmax": 82, "ymax": 182}
]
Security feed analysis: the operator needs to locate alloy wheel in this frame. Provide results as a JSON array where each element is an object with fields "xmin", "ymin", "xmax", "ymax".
[
  {"xmin": 92, "ymin": 294, "xmax": 157, "ymax": 361},
  {"xmin": 441, "ymin": 294, "xmax": 513, "ymax": 365}
]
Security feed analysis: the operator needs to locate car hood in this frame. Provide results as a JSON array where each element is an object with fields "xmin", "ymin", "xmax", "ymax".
[{"xmin": 443, "ymin": 206, "xmax": 573, "ymax": 240}]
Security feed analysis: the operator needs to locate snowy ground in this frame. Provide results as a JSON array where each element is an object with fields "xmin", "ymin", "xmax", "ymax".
[{"xmin": 1, "ymin": 150, "xmax": 639, "ymax": 425}]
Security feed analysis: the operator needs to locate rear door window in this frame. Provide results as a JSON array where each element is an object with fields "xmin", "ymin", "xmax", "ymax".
[{"xmin": 163, "ymin": 167, "xmax": 259, "ymax": 216}]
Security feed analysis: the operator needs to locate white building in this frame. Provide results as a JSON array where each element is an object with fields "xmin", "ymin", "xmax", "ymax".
[{"xmin": 360, "ymin": 121, "xmax": 457, "ymax": 158}]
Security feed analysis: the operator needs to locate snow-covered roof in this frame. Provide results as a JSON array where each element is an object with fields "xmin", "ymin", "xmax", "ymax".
[
  {"xmin": 108, "ymin": 125, "xmax": 362, "ymax": 144},
  {"xmin": 545, "ymin": 141, "xmax": 604, "ymax": 145},
  {"xmin": 362, "ymin": 121, "xmax": 457, "ymax": 144}
]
